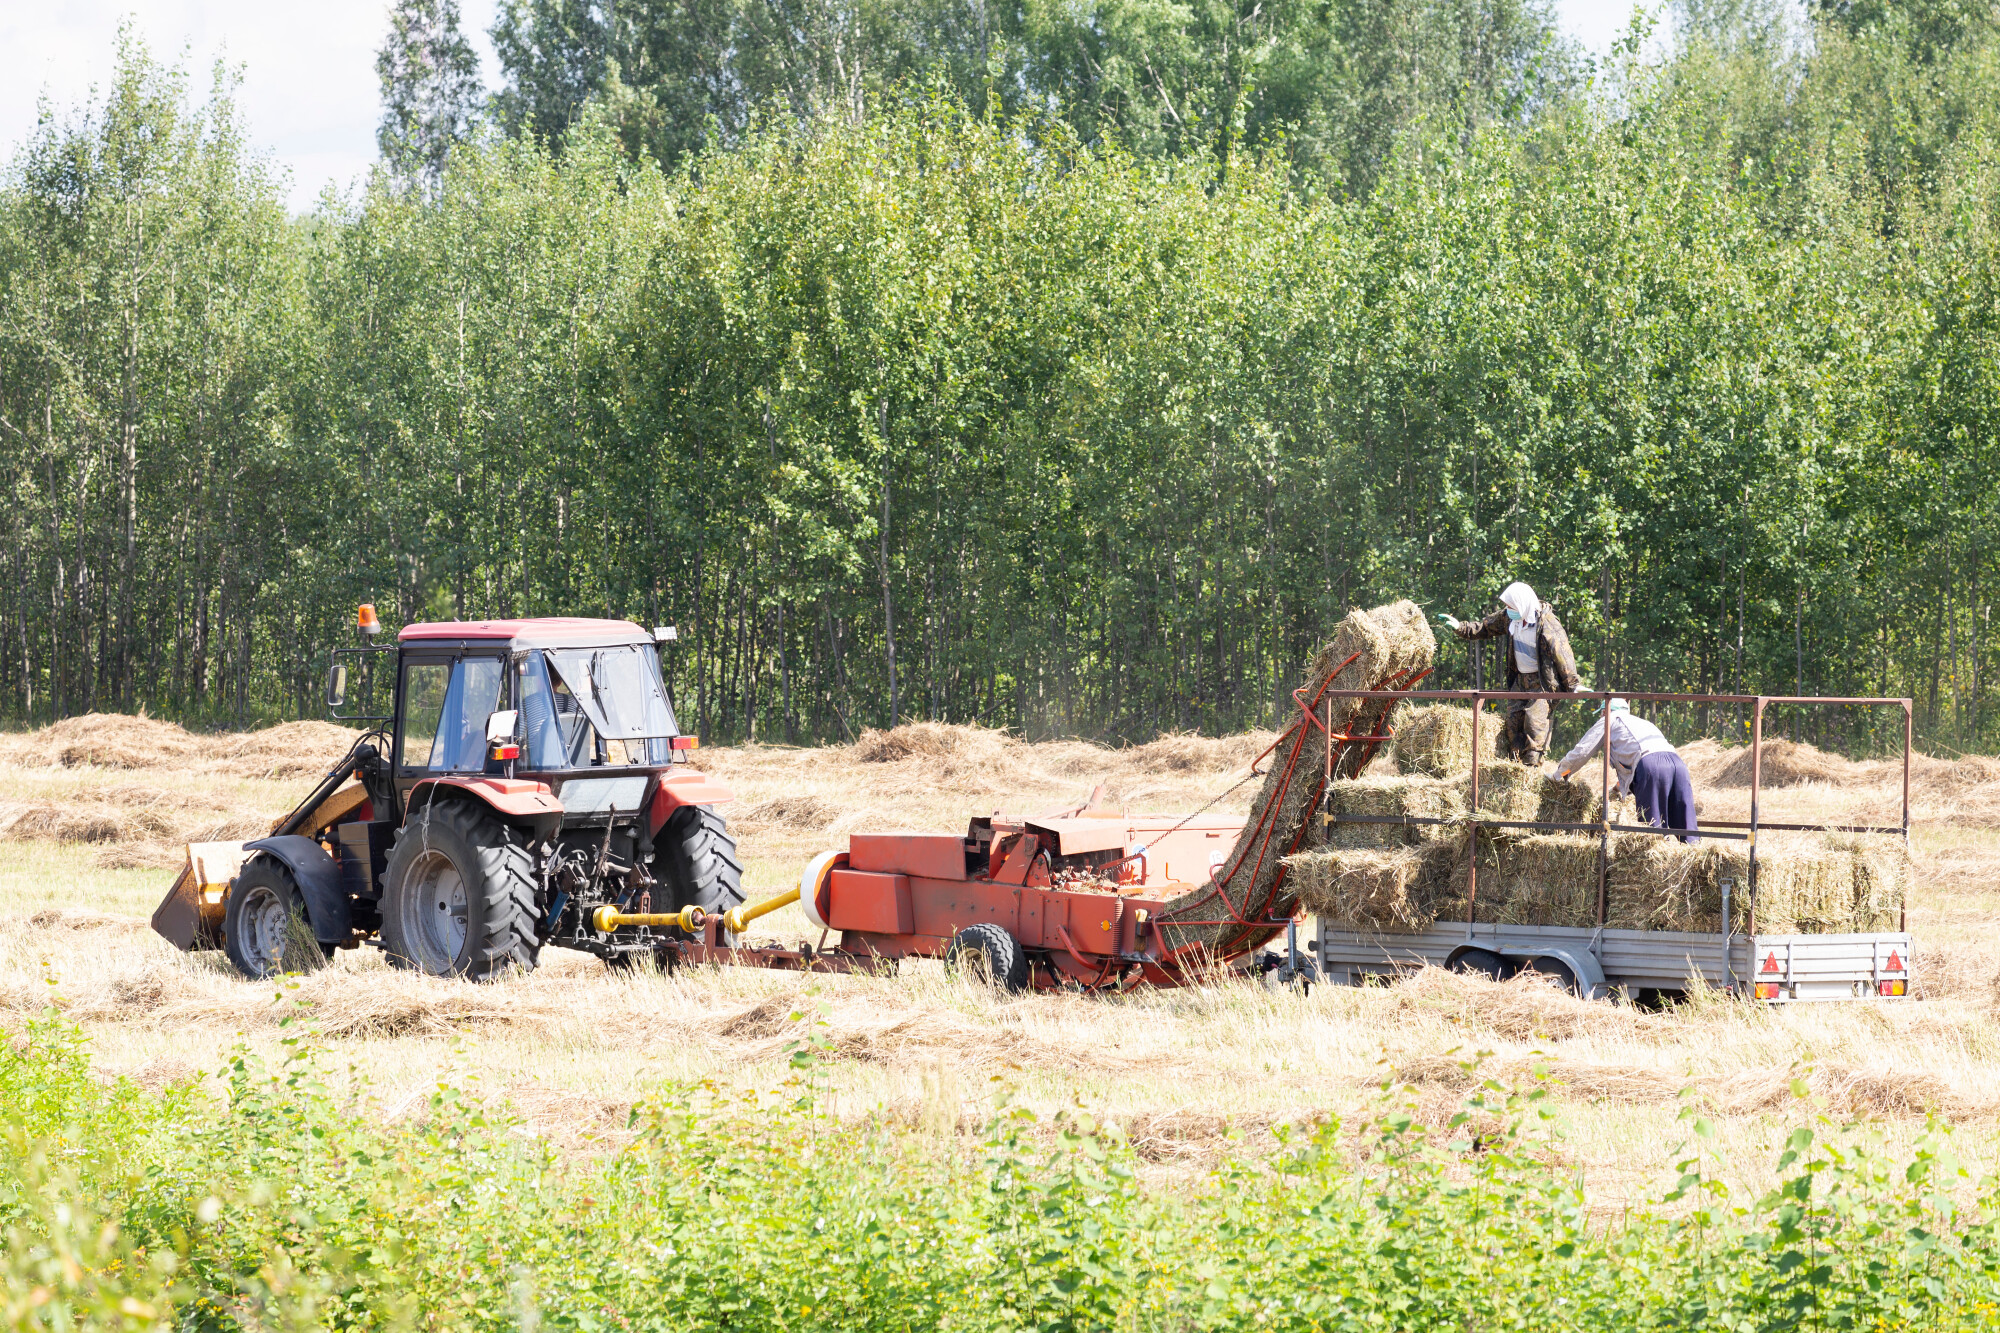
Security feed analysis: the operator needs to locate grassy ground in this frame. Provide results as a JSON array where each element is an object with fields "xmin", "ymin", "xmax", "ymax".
[{"xmin": 2, "ymin": 713, "xmax": 1998, "ymax": 1217}]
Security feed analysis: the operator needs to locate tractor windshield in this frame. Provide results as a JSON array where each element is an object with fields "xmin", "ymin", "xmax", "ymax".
[{"xmin": 517, "ymin": 645, "xmax": 677, "ymax": 769}]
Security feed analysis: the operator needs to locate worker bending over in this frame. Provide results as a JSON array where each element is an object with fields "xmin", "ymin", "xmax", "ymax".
[
  {"xmin": 1555, "ymin": 698, "xmax": 1700, "ymax": 843},
  {"xmin": 1439, "ymin": 581, "xmax": 1579, "ymax": 767}
]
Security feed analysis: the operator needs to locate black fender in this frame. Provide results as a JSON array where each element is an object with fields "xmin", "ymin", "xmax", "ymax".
[{"xmin": 244, "ymin": 834, "xmax": 351, "ymax": 948}]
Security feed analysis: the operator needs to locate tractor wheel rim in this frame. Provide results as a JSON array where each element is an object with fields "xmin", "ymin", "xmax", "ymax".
[
  {"xmin": 410, "ymin": 850, "xmax": 469, "ymax": 968},
  {"xmin": 243, "ymin": 886, "xmax": 288, "ymax": 974}
]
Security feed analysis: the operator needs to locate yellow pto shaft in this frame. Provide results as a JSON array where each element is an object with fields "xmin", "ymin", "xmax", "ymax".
[
  {"xmin": 591, "ymin": 904, "xmax": 708, "ymax": 933},
  {"xmin": 719, "ymin": 886, "xmax": 800, "ymax": 936}
]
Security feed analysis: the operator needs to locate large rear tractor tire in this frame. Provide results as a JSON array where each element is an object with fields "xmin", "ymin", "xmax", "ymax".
[
  {"xmin": 381, "ymin": 800, "xmax": 540, "ymax": 980},
  {"xmin": 223, "ymin": 856, "xmax": 328, "ymax": 980},
  {"xmin": 655, "ymin": 804, "xmax": 745, "ymax": 942},
  {"xmin": 945, "ymin": 923, "xmax": 1029, "ymax": 993}
]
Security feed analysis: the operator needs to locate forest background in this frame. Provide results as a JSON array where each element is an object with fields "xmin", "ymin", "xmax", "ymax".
[{"xmin": 1, "ymin": 0, "xmax": 1995, "ymax": 753}]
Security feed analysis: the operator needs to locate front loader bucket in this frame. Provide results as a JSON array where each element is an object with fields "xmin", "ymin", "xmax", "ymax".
[{"xmin": 149, "ymin": 841, "xmax": 251, "ymax": 951}]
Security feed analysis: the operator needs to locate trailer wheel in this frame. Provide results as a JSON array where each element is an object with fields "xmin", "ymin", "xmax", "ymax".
[
  {"xmin": 223, "ymin": 856, "xmax": 328, "ymax": 980},
  {"xmin": 656, "ymin": 805, "xmax": 745, "ymax": 942},
  {"xmin": 945, "ymin": 923, "xmax": 1028, "ymax": 993},
  {"xmin": 1448, "ymin": 947, "xmax": 1511, "ymax": 982},
  {"xmin": 1520, "ymin": 955, "xmax": 1580, "ymax": 995},
  {"xmin": 380, "ymin": 799, "xmax": 540, "ymax": 980}
]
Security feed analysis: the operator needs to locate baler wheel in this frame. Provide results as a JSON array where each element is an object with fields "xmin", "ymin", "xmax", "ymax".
[
  {"xmin": 380, "ymin": 799, "xmax": 540, "ymax": 980},
  {"xmin": 656, "ymin": 804, "xmax": 745, "ymax": 943},
  {"xmin": 945, "ymin": 923, "xmax": 1029, "ymax": 993},
  {"xmin": 223, "ymin": 856, "xmax": 328, "ymax": 980}
]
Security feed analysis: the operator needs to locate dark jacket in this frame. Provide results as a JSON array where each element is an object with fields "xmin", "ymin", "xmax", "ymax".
[{"xmin": 1454, "ymin": 604, "xmax": 1580, "ymax": 694}]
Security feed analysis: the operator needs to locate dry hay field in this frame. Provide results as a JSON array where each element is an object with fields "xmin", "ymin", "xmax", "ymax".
[{"xmin": 4, "ymin": 711, "xmax": 2000, "ymax": 1208}]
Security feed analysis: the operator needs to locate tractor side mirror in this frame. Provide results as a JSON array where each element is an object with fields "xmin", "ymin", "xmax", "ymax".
[
  {"xmin": 653, "ymin": 626, "xmax": 678, "ymax": 642},
  {"xmin": 485, "ymin": 709, "xmax": 519, "ymax": 743},
  {"xmin": 326, "ymin": 662, "xmax": 348, "ymax": 709}
]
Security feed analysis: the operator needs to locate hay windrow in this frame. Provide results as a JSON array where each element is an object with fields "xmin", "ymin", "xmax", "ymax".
[
  {"xmin": 1390, "ymin": 703, "xmax": 1500, "ymax": 779},
  {"xmin": 1159, "ymin": 600, "xmax": 1435, "ymax": 957}
]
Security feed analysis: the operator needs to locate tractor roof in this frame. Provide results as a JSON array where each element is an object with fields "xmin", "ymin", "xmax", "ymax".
[{"xmin": 397, "ymin": 617, "xmax": 653, "ymax": 650}]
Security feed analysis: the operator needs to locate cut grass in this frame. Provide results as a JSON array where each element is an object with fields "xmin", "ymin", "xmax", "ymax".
[{"xmin": 1, "ymin": 718, "xmax": 1998, "ymax": 1211}]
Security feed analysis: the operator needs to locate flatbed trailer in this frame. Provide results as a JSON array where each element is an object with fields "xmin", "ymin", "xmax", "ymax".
[
  {"xmin": 1288, "ymin": 684, "xmax": 1918, "ymax": 1003},
  {"xmin": 1311, "ymin": 922, "xmax": 1913, "ymax": 1002}
]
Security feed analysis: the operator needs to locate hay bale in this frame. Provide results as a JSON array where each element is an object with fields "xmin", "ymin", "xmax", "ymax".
[
  {"xmin": 1712, "ymin": 838, "xmax": 1862, "ymax": 934},
  {"xmin": 1159, "ymin": 600, "xmax": 1436, "ymax": 959},
  {"xmin": 1468, "ymin": 762, "xmax": 1544, "ymax": 822},
  {"xmin": 1464, "ymin": 762, "xmax": 1623, "ymax": 827},
  {"xmin": 1606, "ymin": 838, "xmax": 1729, "ymax": 931},
  {"xmin": 1390, "ymin": 704, "xmax": 1500, "ymax": 779},
  {"xmin": 1285, "ymin": 842, "xmax": 1461, "ymax": 932},
  {"xmin": 1323, "ymin": 776, "xmax": 1464, "ymax": 849},
  {"xmin": 1829, "ymin": 833, "xmax": 1911, "ymax": 930},
  {"xmin": 1473, "ymin": 832, "xmax": 1606, "ymax": 926}
]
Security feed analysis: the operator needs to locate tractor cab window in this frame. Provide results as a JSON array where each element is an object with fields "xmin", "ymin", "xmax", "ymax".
[
  {"xmin": 400, "ymin": 656, "xmax": 505, "ymax": 772},
  {"xmin": 517, "ymin": 645, "xmax": 677, "ymax": 769}
]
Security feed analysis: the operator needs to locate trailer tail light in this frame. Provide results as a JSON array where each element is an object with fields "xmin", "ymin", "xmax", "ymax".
[
  {"xmin": 357, "ymin": 603, "xmax": 381, "ymax": 636},
  {"xmin": 490, "ymin": 742, "xmax": 520, "ymax": 761},
  {"xmin": 672, "ymin": 736, "xmax": 699, "ymax": 750},
  {"xmin": 1878, "ymin": 980, "xmax": 1906, "ymax": 997},
  {"xmin": 1754, "ymin": 982, "xmax": 1783, "ymax": 1000}
]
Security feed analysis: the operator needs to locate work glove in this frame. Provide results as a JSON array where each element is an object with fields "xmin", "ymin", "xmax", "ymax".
[{"xmin": 1437, "ymin": 613, "xmax": 1462, "ymax": 632}]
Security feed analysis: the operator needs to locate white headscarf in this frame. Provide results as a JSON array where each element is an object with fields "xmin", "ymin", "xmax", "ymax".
[{"xmin": 1499, "ymin": 581, "xmax": 1541, "ymax": 627}]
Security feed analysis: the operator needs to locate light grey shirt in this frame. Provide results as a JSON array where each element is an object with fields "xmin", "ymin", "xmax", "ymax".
[
  {"xmin": 1556, "ymin": 712, "xmax": 1677, "ymax": 795},
  {"xmin": 1509, "ymin": 620, "xmax": 1539, "ymax": 674}
]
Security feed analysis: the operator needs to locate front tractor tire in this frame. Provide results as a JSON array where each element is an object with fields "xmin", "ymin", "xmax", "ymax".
[
  {"xmin": 656, "ymin": 804, "xmax": 745, "ymax": 942},
  {"xmin": 381, "ymin": 800, "xmax": 540, "ymax": 980},
  {"xmin": 223, "ymin": 856, "xmax": 329, "ymax": 980}
]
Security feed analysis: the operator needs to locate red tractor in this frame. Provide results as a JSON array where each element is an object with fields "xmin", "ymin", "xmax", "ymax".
[{"xmin": 152, "ymin": 610, "xmax": 744, "ymax": 980}]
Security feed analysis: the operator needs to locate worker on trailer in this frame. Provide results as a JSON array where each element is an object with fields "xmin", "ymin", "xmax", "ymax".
[
  {"xmin": 1554, "ymin": 697, "xmax": 1700, "ymax": 842},
  {"xmin": 1437, "ymin": 581, "xmax": 1579, "ymax": 767}
]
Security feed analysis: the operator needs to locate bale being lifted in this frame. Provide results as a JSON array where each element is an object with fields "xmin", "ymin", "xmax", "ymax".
[{"xmin": 1156, "ymin": 600, "xmax": 1435, "ymax": 960}]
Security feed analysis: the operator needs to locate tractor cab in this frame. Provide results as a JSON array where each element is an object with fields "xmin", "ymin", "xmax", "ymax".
[
  {"xmin": 367, "ymin": 617, "xmax": 702, "ymax": 829},
  {"xmin": 152, "ymin": 610, "xmax": 741, "ymax": 982}
]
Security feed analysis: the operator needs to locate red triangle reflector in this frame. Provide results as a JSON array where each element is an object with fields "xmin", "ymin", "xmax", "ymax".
[
  {"xmin": 1886, "ymin": 951, "xmax": 1903, "ymax": 972},
  {"xmin": 1761, "ymin": 951, "xmax": 1780, "ymax": 974}
]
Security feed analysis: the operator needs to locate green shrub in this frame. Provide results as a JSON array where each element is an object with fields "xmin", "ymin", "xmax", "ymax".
[{"xmin": 3, "ymin": 1012, "xmax": 1998, "ymax": 1330}]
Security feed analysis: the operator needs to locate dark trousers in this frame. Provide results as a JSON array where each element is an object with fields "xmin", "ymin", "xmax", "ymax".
[
  {"xmin": 1629, "ymin": 751, "xmax": 1699, "ymax": 843},
  {"xmin": 1503, "ymin": 698, "xmax": 1552, "ymax": 765}
]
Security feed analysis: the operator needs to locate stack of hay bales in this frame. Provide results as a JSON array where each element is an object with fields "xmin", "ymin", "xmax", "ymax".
[
  {"xmin": 1288, "ymin": 699, "xmax": 1913, "ymax": 935},
  {"xmin": 1605, "ymin": 833, "xmax": 1910, "ymax": 934}
]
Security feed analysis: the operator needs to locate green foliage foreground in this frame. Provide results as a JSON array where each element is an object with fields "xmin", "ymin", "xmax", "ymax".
[{"xmin": 5, "ymin": 1009, "xmax": 2000, "ymax": 1330}]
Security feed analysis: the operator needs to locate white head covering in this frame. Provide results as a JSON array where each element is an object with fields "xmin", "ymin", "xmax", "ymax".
[
  {"xmin": 1608, "ymin": 697, "xmax": 1631, "ymax": 713},
  {"xmin": 1498, "ymin": 582, "xmax": 1540, "ymax": 626}
]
